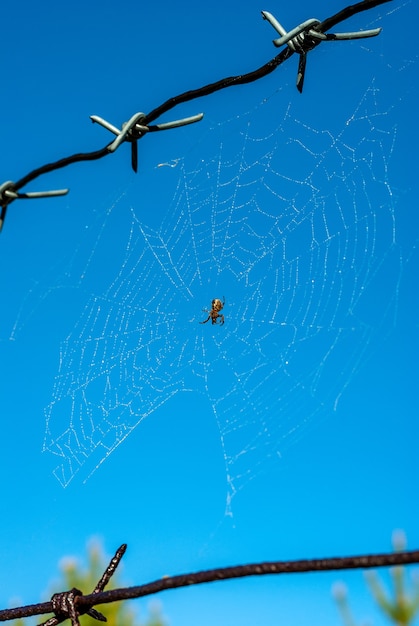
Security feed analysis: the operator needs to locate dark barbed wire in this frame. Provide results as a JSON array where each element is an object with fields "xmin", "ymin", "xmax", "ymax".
[
  {"xmin": 38, "ymin": 545, "xmax": 128, "ymax": 626},
  {"xmin": 0, "ymin": 544, "xmax": 418, "ymax": 624},
  {"xmin": 0, "ymin": 0, "xmax": 393, "ymax": 232},
  {"xmin": 318, "ymin": 0, "xmax": 392, "ymax": 33},
  {"xmin": 145, "ymin": 0, "xmax": 393, "ymax": 123}
]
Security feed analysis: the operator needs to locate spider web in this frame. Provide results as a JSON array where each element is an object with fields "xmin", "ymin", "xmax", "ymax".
[{"xmin": 42, "ymin": 81, "xmax": 401, "ymax": 508}]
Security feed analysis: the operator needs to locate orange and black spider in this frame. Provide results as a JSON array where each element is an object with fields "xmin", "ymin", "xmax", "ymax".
[{"xmin": 200, "ymin": 297, "xmax": 225, "ymax": 326}]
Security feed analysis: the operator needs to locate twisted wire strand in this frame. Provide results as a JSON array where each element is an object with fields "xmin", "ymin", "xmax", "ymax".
[
  {"xmin": 0, "ymin": 0, "xmax": 392, "ymax": 208},
  {"xmin": 317, "ymin": 0, "xmax": 393, "ymax": 33},
  {"xmin": 0, "ymin": 547, "xmax": 418, "ymax": 623},
  {"xmin": 12, "ymin": 47, "xmax": 293, "ymax": 194}
]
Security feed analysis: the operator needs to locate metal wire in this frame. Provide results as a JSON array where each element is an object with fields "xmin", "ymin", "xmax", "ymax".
[
  {"xmin": 0, "ymin": 0, "xmax": 393, "ymax": 232},
  {"xmin": 0, "ymin": 545, "xmax": 418, "ymax": 623}
]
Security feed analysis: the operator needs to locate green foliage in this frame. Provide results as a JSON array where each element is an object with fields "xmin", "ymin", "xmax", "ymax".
[
  {"xmin": 332, "ymin": 582, "xmax": 359, "ymax": 626},
  {"xmin": 365, "ymin": 532, "xmax": 419, "ymax": 626},
  {"xmin": 334, "ymin": 532, "xmax": 419, "ymax": 626}
]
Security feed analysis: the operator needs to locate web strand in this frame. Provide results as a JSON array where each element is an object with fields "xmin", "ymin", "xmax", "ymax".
[{"xmin": 42, "ymin": 82, "xmax": 400, "ymax": 504}]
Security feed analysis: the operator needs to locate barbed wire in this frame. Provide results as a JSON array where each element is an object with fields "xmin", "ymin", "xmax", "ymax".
[
  {"xmin": 0, "ymin": 0, "xmax": 393, "ymax": 232},
  {"xmin": 0, "ymin": 4, "xmax": 410, "ymax": 622},
  {"xmin": 0, "ymin": 544, "xmax": 418, "ymax": 625}
]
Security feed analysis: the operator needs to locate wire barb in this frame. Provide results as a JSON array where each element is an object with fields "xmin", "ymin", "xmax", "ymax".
[
  {"xmin": 91, "ymin": 112, "xmax": 204, "ymax": 172},
  {"xmin": 1, "ymin": 544, "xmax": 418, "ymax": 623},
  {"xmin": 0, "ymin": 0, "xmax": 391, "ymax": 233},
  {"xmin": 0, "ymin": 181, "xmax": 69, "ymax": 232},
  {"xmin": 38, "ymin": 544, "xmax": 127, "ymax": 626},
  {"xmin": 262, "ymin": 8, "xmax": 382, "ymax": 92},
  {"xmin": 93, "ymin": 543, "xmax": 127, "ymax": 594},
  {"xmin": 50, "ymin": 589, "xmax": 83, "ymax": 626}
]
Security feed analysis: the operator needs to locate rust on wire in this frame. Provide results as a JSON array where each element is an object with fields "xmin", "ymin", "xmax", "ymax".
[
  {"xmin": 44, "ymin": 589, "xmax": 85, "ymax": 626},
  {"xmin": 92, "ymin": 543, "xmax": 127, "ymax": 595},
  {"xmin": 0, "ymin": 545, "xmax": 418, "ymax": 624},
  {"xmin": 34, "ymin": 545, "xmax": 126, "ymax": 626},
  {"xmin": 0, "ymin": 0, "xmax": 393, "ymax": 232}
]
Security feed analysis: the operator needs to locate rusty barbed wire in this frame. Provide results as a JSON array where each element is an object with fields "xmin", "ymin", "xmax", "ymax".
[
  {"xmin": 38, "ymin": 545, "xmax": 128, "ymax": 626},
  {"xmin": 0, "ymin": 544, "xmax": 418, "ymax": 624},
  {"xmin": 0, "ymin": 0, "xmax": 393, "ymax": 232}
]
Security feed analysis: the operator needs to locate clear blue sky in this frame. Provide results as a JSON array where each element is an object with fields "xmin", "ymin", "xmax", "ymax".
[{"xmin": 0, "ymin": 1, "xmax": 418, "ymax": 625}]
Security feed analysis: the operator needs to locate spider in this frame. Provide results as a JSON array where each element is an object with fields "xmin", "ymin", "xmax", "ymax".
[{"xmin": 200, "ymin": 297, "xmax": 225, "ymax": 326}]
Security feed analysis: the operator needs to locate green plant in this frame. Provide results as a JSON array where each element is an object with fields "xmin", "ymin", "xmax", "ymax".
[
  {"xmin": 334, "ymin": 532, "xmax": 419, "ymax": 626},
  {"xmin": 365, "ymin": 532, "xmax": 419, "ymax": 626}
]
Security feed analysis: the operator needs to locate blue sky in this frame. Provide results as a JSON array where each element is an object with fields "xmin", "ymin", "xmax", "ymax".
[{"xmin": 0, "ymin": 1, "xmax": 418, "ymax": 626}]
